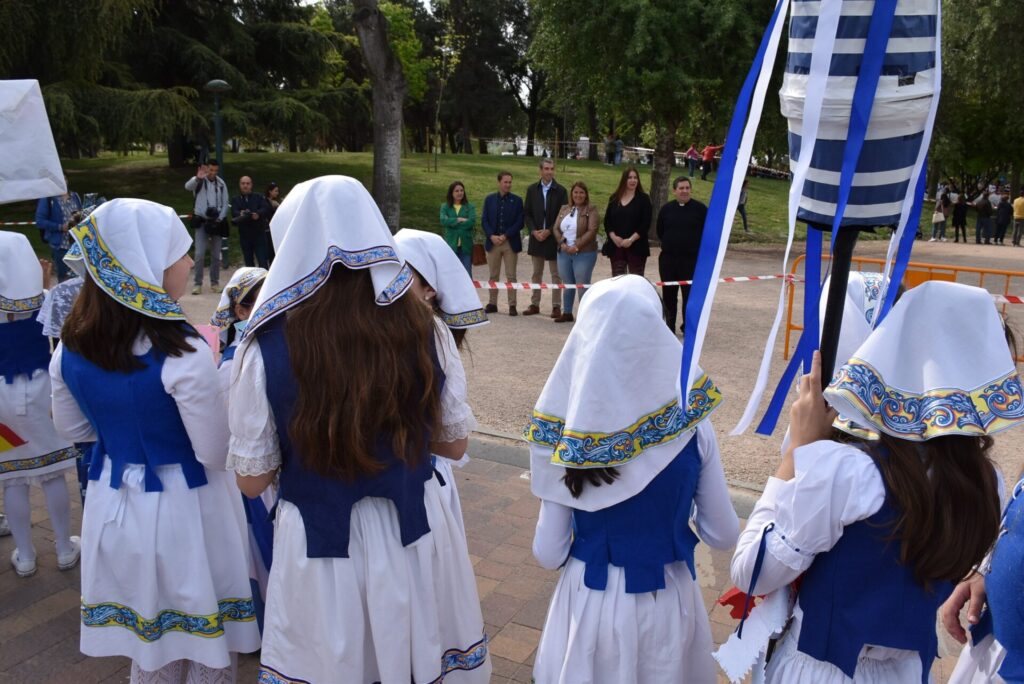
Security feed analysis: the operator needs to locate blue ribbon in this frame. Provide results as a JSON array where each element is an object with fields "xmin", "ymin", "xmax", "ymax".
[
  {"xmin": 737, "ymin": 522, "xmax": 775, "ymax": 639},
  {"xmin": 756, "ymin": 228, "xmax": 823, "ymax": 435},
  {"xmin": 680, "ymin": 0, "xmax": 787, "ymax": 395}
]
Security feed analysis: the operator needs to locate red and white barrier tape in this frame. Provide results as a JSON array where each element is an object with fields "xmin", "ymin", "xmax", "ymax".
[
  {"xmin": 471, "ymin": 274, "xmax": 803, "ymax": 289},
  {"xmin": 0, "ymin": 215, "xmax": 191, "ymax": 227},
  {"xmin": 994, "ymin": 295, "xmax": 1024, "ymax": 305}
]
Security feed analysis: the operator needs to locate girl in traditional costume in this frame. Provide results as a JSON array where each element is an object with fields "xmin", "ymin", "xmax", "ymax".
[
  {"xmin": 49, "ymin": 199, "xmax": 260, "ymax": 682},
  {"xmin": 526, "ymin": 274, "xmax": 739, "ymax": 684},
  {"xmin": 211, "ymin": 267, "xmax": 272, "ymax": 631},
  {"xmin": 395, "ymin": 227, "xmax": 488, "ymax": 521},
  {"xmin": 228, "ymin": 176, "xmax": 490, "ymax": 683},
  {"xmin": 731, "ymin": 281, "xmax": 1015, "ymax": 683},
  {"xmin": 0, "ymin": 230, "xmax": 78, "ymax": 577}
]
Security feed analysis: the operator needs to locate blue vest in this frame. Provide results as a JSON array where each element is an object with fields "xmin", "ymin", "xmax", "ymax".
[
  {"xmin": 973, "ymin": 477, "xmax": 1024, "ymax": 682},
  {"xmin": 60, "ymin": 346, "xmax": 208, "ymax": 492},
  {"xmin": 569, "ymin": 437, "xmax": 701, "ymax": 594},
  {"xmin": 0, "ymin": 314, "xmax": 51, "ymax": 383},
  {"xmin": 219, "ymin": 344, "xmax": 237, "ymax": 366},
  {"xmin": 257, "ymin": 315, "xmax": 442, "ymax": 559},
  {"xmin": 796, "ymin": 460, "xmax": 953, "ymax": 683}
]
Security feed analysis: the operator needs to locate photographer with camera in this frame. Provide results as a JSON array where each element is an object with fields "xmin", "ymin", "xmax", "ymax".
[
  {"xmin": 185, "ymin": 161, "xmax": 229, "ymax": 294},
  {"xmin": 230, "ymin": 176, "xmax": 271, "ymax": 268},
  {"xmin": 34, "ymin": 176, "xmax": 83, "ymax": 283}
]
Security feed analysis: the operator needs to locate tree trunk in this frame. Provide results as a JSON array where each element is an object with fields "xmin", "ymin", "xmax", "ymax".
[
  {"xmin": 288, "ymin": 132, "xmax": 298, "ymax": 153},
  {"xmin": 461, "ymin": 111, "xmax": 473, "ymax": 155},
  {"xmin": 1011, "ymin": 164, "xmax": 1021, "ymax": 202},
  {"xmin": 525, "ymin": 106, "xmax": 538, "ymax": 157},
  {"xmin": 353, "ymin": 0, "xmax": 407, "ymax": 231},
  {"xmin": 166, "ymin": 133, "xmax": 189, "ymax": 167},
  {"xmin": 587, "ymin": 101, "xmax": 599, "ymax": 161},
  {"xmin": 478, "ymin": 137, "xmax": 487, "ymax": 154},
  {"xmin": 649, "ymin": 120, "xmax": 677, "ymax": 239},
  {"xmin": 555, "ymin": 117, "xmax": 566, "ymax": 160}
]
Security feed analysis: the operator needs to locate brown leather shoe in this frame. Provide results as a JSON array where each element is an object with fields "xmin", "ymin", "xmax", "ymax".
[
  {"xmin": 484, "ymin": 304, "xmax": 498, "ymax": 313},
  {"xmin": 549, "ymin": 306, "xmax": 562, "ymax": 319},
  {"xmin": 523, "ymin": 305, "xmax": 541, "ymax": 316},
  {"xmin": 508, "ymin": 306, "xmax": 518, "ymax": 316},
  {"xmin": 554, "ymin": 312, "xmax": 574, "ymax": 323}
]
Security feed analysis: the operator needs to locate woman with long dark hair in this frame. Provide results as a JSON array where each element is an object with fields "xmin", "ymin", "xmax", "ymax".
[
  {"xmin": 49, "ymin": 199, "xmax": 260, "ymax": 681},
  {"xmin": 527, "ymin": 275, "xmax": 738, "ymax": 683},
  {"xmin": 228, "ymin": 177, "xmax": 490, "ymax": 683},
  {"xmin": 440, "ymin": 180, "xmax": 477, "ymax": 275},
  {"xmin": 729, "ymin": 281, "xmax": 1016, "ymax": 683},
  {"xmin": 601, "ymin": 167, "xmax": 651, "ymax": 276}
]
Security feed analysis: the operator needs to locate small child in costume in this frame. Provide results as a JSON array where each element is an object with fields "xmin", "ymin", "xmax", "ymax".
[
  {"xmin": 395, "ymin": 227, "xmax": 489, "ymax": 522},
  {"xmin": 0, "ymin": 230, "xmax": 79, "ymax": 577},
  {"xmin": 730, "ymin": 281, "xmax": 1016, "ymax": 683},
  {"xmin": 526, "ymin": 274, "xmax": 739, "ymax": 684},
  {"xmin": 50, "ymin": 200, "xmax": 260, "ymax": 681}
]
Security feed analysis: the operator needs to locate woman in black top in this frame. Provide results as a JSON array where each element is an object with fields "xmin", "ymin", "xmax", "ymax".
[
  {"xmin": 602, "ymin": 167, "xmax": 652, "ymax": 276},
  {"xmin": 952, "ymin": 194, "xmax": 968, "ymax": 244}
]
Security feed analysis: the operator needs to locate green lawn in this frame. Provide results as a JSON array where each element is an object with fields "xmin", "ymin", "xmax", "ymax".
[{"xmin": 4, "ymin": 150, "xmax": 920, "ymax": 257}]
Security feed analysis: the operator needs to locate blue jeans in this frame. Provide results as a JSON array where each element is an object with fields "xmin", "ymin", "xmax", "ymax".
[
  {"xmin": 51, "ymin": 246, "xmax": 70, "ymax": 282},
  {"xmin": 556, "ymin": 249, "xmax": 597, "ymax": 314},
  {"xmin": 454, "ymin": 245, "xmax": 473, "ymax": 276}
]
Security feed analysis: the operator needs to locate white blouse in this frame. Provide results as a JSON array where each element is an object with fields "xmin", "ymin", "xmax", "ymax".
[
  {"xmin": 560, "ymin": 209, "xmax": 579, "ymax": 246},
  {"xmin": 49, "ymin": 335, "xmax": 229, "ymax": 471},
  {"xmin": 533, "ymin": 420, "xmax": 740, "ymax": 570},
  {"xmin": 227, "ymin": 320, "xmax": 477, "ymax": 477}
]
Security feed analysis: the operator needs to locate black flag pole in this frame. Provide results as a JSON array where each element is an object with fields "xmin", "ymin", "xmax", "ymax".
[{"xmin": 816, "ymin": 227, "xmax": 861, "ymax": 391}]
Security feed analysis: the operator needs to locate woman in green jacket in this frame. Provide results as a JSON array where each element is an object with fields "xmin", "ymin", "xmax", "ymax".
[{"xmin": 439, "ymin": 181, "xmax": 476, "ymax": 275}]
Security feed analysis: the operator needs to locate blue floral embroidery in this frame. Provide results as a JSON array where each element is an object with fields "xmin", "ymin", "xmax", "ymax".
[
  {"xmin": 827, "ymin": 360, "xmax": 1024, "ymax": 441},
  {"xmin": 861, "ymin": 272, "xmax": 884, "ymax": 324},
  {"xmin": 440, "ymin": 307, "xmax": 488, "ymax": 329},
  {"xmin": 256, "ymin": 665, "xmax": 311, "ymax": 684},
  {"xmin": 210, "ymin": 270, "xmax": 268, "ymax": 329},
  {"xmin": 246, "ymin": 245, "xmax": 411, "ymax": 335},
  {"xmin": 81, "ymin": 597, "xmax": 255, "ymax": 642},
  {"xmin": 70, "ymin": 218, "xmax": 185, "ymax": 320},
  {"xmin": 0, "ymin": 292, "xmax": 44, "ymax": 313},
  {"xmin": 0, "ymin": 446, "xmax": 77, "ymax": 474},
  {"xmin": 428, "ymin": 635, "xmax": 489, "ymax": 683},
  {"xmin": 525, "ymin": 374, "xmax": 723, "ymax": 468}
]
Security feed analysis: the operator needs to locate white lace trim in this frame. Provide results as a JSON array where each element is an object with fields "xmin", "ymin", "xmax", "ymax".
[
  {"xmin": 226, "ymin": 449, "xmax": 281, "ymax": 477},
  {"xmin": 435, "ymin": 412, "xmax": 478, "ymax": 443}
]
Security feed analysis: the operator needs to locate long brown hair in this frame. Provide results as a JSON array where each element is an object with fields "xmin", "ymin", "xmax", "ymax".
[
  {"xmin": 61, "ymin": 276, "xmax": 197, "ymax": 372},
  {"xmin": 284, "ymin": 265, "xmax": 442, "ymax": 481},
  {"xmin": 563, "ymin": 466, "xmax": 620, "ymax": 498},
  {"xmin": 869, "ymin": 433, "xmax": 1000, "ymax": 586},
  {"xmin": 610, "ymin": 166, "xmax": 646, "ymax": 204}
]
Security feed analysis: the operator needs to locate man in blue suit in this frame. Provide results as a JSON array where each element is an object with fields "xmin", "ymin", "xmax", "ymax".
[{"xmin": 481, "ymin": 170, "xmax": 524, "ymax": 315}]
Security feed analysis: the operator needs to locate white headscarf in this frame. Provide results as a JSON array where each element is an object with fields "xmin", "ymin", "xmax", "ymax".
[
  {"xmin": 821, "ymin": 271, "xmax": 888, "ymax": 440},
  {"xmin": 825, "ymin": 280, "xmax": 1024, "ymax": 441},
  {"xmin": 525, "ymin": 275, "xmax": 722, "ymax": 511},
  {"xmin": 64, "ymin": 198, "xmax": 192, "ymax": 320},
  {"xmin": 211, "ymin": 267, "xmax": 268, "ymax": 330},
  {"xmin": 245, "ymin": 176, "xmax": 412, "ymax": 336},
  {"xmin": 0, "ymin": 231, "xmax": 44, "ymax": 313},
  {"xmin": 0, "ymin": 80, "xmax": 65, "ymax": 203},
  {"xmin": 394, "ymin": 229, "xmax": 488, "ymax": 330}
]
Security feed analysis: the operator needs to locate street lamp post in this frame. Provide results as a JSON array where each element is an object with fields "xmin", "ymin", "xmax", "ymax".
[{"xmin": 204, "ymin": 79, "xmax": 231, "ymax": 167}]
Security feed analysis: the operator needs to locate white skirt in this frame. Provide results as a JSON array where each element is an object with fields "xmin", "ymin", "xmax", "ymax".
[
  {"xmin": 533, "ymin": 558, "xmax": 717, "ymax": 684},
  {"xmin": 948, "ymin": 634, "xmax": 1008, "ymax": 684},
  {"xmin": 258, "ymin": 475, "xmax": 490, "ymax": 684},
  {"xmin": 80, "ymin": 459, "xmax": 261, "ymax": 670},
  {"xmin": 0, "ymin": 369, "xmax": 76, "ymax": 486}
]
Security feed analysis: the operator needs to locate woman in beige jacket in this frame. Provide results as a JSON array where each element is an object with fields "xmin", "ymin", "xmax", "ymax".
[{"xmin": 552, "ymin": 181, "xmax": 600, "ymax": 322}]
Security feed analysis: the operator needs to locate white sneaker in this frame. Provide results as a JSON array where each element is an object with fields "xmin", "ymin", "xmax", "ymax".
[
  {"xmin": 11, "ymin": 548, "xmax": 37, "ymax": 578},
  {"xmin": 941, "ymin": 238, "xmax": 947, "ymax": 242},
  {"xmin": 57, "ymin": 536, "xmax": 82, "ymax": 571},
  {"xmin": 928, "ymin": 238, "xmax": 936, "ymax": 242},
  {"xmin": 0, "ymin": 513, "xmax": 9, "ymax": 537}
]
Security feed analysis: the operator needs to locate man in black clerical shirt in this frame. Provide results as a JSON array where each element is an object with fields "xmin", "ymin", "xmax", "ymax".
[{"xmin": 656, "ymin": 177, "xmax": 707, "ymax": 334}]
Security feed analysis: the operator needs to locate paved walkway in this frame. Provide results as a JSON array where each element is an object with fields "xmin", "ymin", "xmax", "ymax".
[{"xmin": 0, "ymin": 436, "xmax": 964, "ymax": 682}]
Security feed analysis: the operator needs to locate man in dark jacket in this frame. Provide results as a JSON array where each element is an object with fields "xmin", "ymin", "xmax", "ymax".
[
  {"xmin": 656, "ymin": 177, "xmax": 707, "ymax": 333},
  {"xmin": 523, "ymin": 158, "xmax": 568, "ymax": 317},
  {"xmin": 230, "ymin": 176, "xmax": 272, "ymax": 268},
  {"xmin": 481, "ymin": 171, "xmax": 525, "ymax": 315}
]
